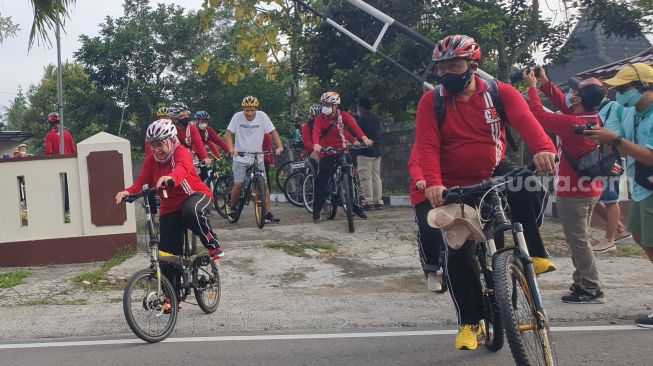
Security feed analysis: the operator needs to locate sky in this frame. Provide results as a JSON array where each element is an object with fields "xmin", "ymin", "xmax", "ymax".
[{"xmin": 0, "ymin": 0, "xmax": 204, "ymax": 111}]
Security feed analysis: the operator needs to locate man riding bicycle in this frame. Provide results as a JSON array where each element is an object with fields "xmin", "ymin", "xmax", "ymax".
[
  {"xmin": 414, "ymin": 35, "xmax": 557, "ymax": 350},
  {"xmin": 225, "ymin": 96, "xmax": 284, "ymax": 224},
  {"xmin": 311, "ymin": 91, "xmax": 373, "ymax": 223},
  {"xmin": 115, "ymin": 119, "xmax": 225, "ymax": 264},
  {"xmin": 168, "ymin": 102, "xmax": 211, "ymax": 167},
  {"xmin": 195, "ymin": 110, "xmax": 230, "ymax": 160}
]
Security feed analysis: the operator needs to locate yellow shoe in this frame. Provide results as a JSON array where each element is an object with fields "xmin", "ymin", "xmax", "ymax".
[
  {"xmin": 532, "ymin": 257, "xmax": 556, "ymax": 275},
  {"xmin": 158, "ymin": 250, "xmax": 178, "ymax": 263},
  {"xmin": 455, "ymin": 324, "xmax": 478, "ymax": 350}
]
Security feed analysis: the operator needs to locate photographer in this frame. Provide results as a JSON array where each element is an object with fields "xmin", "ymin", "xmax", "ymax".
[
  {"xmin": 523, "ymin": 68, "xmax": 608, "ymax": 304},
  {"xmin": 584, "ymin": 63, "xmax": 653, "ymax": 328}
]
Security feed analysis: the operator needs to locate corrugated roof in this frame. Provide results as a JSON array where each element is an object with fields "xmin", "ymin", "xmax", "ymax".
[
  {"xmin": 576, "ymin": 47, "xmax": 653, "ymax": 79},
  {"xmin": 0, "ymin": 131, "xmax": 33, "ymax": 142}
]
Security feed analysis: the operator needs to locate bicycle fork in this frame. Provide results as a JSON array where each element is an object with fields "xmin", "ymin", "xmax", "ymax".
[{"xmin": 512, "ymin": 223, "xmax": 548, "ymax": 327}]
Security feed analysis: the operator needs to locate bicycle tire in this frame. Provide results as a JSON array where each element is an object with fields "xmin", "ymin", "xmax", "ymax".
[
  {"xmin": 284, "ymin": 170, "xmax": 305, "ymax": 207},
  {"xmin": 303, "ymin": 173, "xmax": 315, "ymax": 213},
  {"xmin": 253, "ymin": 176, "xmax": 266, "ymax": 229},
  {"xmin": 226, "ymin": 183, "xmax": 244, "ymax": 224},
  {"xmin": 123, "ymin": 268, "xmax": 178, "ymax": 343},
  {"xmin": 481, "ymin": 269, "xmax": 504, "ymax": 351},
  {"xmin": 494, "ymin": 250, "xmax": 556, "ymax": 366},
  {"xmin": 194, "ymin": 259, "xmax": 221, "ymax": 314},
  {"xmin": 342, "ymin": 172, "xmax": 355, "ymax": 233},
  {"xmin": 213, "ymin": 175, "xmax": 233, "ymax": 220},
  {"xmin": 323, "ymin": 177, "xmax": 338, "ymax": 220},
  {"xmin": 274, "ymin": 160, "xmax": 294, "ymax": 193}
]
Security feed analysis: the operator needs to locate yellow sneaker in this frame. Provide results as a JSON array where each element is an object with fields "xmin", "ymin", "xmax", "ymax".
[
  {"xmin": 532, "ymin": 257, "xmax": 556, "ymax": 275},
  {"xmin": 455, "ymin": 324, "xmax": 478, "ymax": 350}
]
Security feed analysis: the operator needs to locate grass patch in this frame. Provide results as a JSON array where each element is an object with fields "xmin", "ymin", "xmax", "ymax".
[
  {"xmin": 20, "ymin": 298, "xmax": 88, "ymax": 306},
  {"xmin": 265, "ymin": 242, "xmax": 337, "ymax": 258},
  {"xmin": 0, "ymin": 270, "xmax": 29, "ymax": 289},
  {"xmin": 72, "ymin": 249, "xmax": 135, "ymax": 291},
  {"xmin": 614, "ymin": 245, "xmax": 646, "ymax": 257}
]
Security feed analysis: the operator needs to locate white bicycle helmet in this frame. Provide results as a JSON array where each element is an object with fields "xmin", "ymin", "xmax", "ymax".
[
  {"xmin": 320, "ymin": 91, "xmax": 341, "ymax": 105},
  {"xmin": 309, "ymin": 103, "xmax": 322, "ymax": 117},
  {"xmin": 146, "ymin": 119, "xmax": 177, "ymax": 142}
]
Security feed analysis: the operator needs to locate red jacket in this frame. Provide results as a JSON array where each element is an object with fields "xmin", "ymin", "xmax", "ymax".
[
  {"xmin": 408, "ymin": 144, "xmax": 426, "ymax": 205},
  {"xmin": 45, "ymin": 128, "xmax": 76, "ymax": 155},
  {"xmin": 199, "ymin": 126, "xmax": 229, "ymax": 158},
  {"xmin": 126, "ymin": 146, "xmax": 212, "ymax": 215},
  {"xmin": 312, "ymin": 110, "xmax": 366, "ymax": 157},
  {"xmin": 262, "ymin": 133, "xmax": 275, "ymax": 164},
  {"xmin": 414, "ymin": 76, "xmax": 556, "ymax": 188},
  {"xmin": 301, "ymin": 123, "xmax": 314, "ymax": 157},
  {"xmin": 176, "ymin": 124, "xmax": 208, "ymax": 160},
  {"xmin": 529, "ymin": 82, "xmax": 603, "ymax": 198}
]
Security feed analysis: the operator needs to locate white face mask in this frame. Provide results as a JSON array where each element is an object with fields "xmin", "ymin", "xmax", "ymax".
[
  {"xmin": 198, "ymin": 123, "xmax": 208, "ymax": 130},
  {"xmin": 321, "ymin": 106, "xmax": 333, "ymax": 115}
]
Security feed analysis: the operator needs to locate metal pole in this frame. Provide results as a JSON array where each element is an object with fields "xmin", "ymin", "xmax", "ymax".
[{"xmin": 56, "ymin": 23, "xmax": 65, "ymax": 155}]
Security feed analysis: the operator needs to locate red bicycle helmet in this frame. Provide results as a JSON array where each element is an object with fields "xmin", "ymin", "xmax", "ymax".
[{"xmin": 432, "ymin": 35, "xmax": 481, "ymax": 63}]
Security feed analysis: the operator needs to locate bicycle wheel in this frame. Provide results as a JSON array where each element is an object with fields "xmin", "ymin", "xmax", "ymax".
[
  {"xmin": 226, "ymin": 184, "xmax": 243, "ymax": 224},
  {"xmin": 274, "ymin": 160, "xmax": 294, "ymax": 193},
  {"xmin": 494, "ymin": 250, "xmax": 556, "ymax": 366},
  {"xmin": 123, "ymin": 268, "xmax": 178, "ymax": 343},
  {"xmin": 303, "ymin": 173, "xmax": 315, "ymax": 213},
  {"xmin": 193, "ymin": 257, "xmax": 221, "ymax": 314},
  {"xmin": 213, "ymin": 175, "xmax": 233, "ymax": 220},
  {"xmin": 481, "ymin": 271, "xmax": 504, "ymax": 351},
  {"xmin": 252, "ymin": 176, "xmax": 266, "ymax": 229},
  {"xmin": 284, "ymin": 170, "xmax": 305, "ymax": 207},
  {"xmin": 341, "ymin": 172, "xmax": 355, "ymax": 233}
]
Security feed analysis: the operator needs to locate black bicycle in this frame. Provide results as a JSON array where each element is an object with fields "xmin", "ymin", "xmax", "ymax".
[
  {"xmin": 441, "ymin": 165, "xmax": 556, "ymax": 365},
  {"xmin": 199, "ymin": 154, "xmax": 234, "ymax": 220},
  {"xmin": 122, "ymin": 184, "xmax": 221, "ymax": 343},
  {"xmin": 319, "ymin": 144, "xmax": 364, "ymax": 233},
  {"xmin": 226, "ymin": 151, "xmax": 270, "ymax": 229},
  {"xmin": 274, "ymin": 144, "xmax": 305, "ymax": 193},
  {"xmin": 284, "ymin": 155, "xmax": 316, "ymax": 207}
]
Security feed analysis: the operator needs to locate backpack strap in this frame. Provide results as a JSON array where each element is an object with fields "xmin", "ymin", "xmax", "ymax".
[{"xmin": 434, "ymin": 80, "xmax": 518, "ymax": 152}]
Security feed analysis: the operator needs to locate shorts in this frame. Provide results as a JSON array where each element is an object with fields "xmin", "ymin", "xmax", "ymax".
[
  {"xmin": 599, "ymin": 177, "xmax": 620, "ymax": 204},
  {"xmin": 627, "ymin": 193, "xmax": 653, "ymax": 248},
  {"xmin": 232, "ymin": 159, "xmax": 266, "ymax": 183}
]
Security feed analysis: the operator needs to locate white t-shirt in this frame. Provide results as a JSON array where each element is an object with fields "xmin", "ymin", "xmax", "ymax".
[{"xmin": 227, "ymin": 110, "xmax": 276, "ymax": 163}]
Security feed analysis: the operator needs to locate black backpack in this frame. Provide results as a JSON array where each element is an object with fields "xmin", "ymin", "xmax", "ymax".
[{"xmin": 434, "ymin": 79, "xmax": 518, "ymax": 152}]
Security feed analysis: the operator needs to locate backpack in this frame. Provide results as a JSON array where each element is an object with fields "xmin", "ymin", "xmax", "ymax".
[{"xmin": 434, "ymin": 79, "xmax": 518, "ymax": 152}]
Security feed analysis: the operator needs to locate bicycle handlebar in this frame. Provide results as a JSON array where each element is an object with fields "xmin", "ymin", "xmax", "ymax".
[
  {"xmin": 123, "ymin": 179, "xmax": 175, "ymax": 203},
  {"xmin": 443, "ymin": 163, "xmax": 537, "ymax": 204},
  {"xmin": 320, "ymin": 144, "xmax": 366, "ymax": 154}
]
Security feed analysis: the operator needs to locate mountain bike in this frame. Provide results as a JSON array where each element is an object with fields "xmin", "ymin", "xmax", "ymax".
[
  {"xmin": 226, "ymin": 151, "xmax": 270, "ymax": 229},
  {"xmin": 274, "ymin": 144, "xmax": 304, "ymax": 193},
  {"xmin": 441, "ymin": 165, "xmax": 557, "ymax": 365},
  {"xmin": 284, "ymin": 156, "xmax": 316, "ymax": 207},
  {"xmin": 122, "ymin": 185, "xmax": 221, "ymax": 343},
  {"xmin": 198, "ymin": 155, "xmax": 234, "ymax": 220},
  {"xmin": 320, "ymin": 144, "xmax": 364, "ymax": 233}
]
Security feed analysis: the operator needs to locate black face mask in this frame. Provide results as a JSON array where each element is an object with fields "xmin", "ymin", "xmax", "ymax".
[
  {"xmin": 178, "ymin": 117, "xmax": 191, "ymax": 127},
  {"xmin": 439, "ymin": 70, "xmax": 472, "ymax": 94}
]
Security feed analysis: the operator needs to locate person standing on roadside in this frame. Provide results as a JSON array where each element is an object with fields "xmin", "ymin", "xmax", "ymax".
[
  {"xmin": 584, "ymin": 62, "xmax": 653, "ymax": 328},
  {"xmin": 356, "ymin": 97, "xmax": 384, "ymax": 210},
  {"xmin": 44, "ymin": 112, "xmax": 76, "ymax": 155}
]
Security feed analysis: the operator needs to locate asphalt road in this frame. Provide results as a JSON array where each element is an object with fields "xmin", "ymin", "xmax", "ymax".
[{"xmin": 0, "ymin": 325, "xmax": 647, "ymax": 366}]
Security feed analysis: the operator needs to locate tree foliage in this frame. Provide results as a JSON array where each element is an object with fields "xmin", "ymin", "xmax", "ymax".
[
  {"xmin": 27, "ymin": 0, "xmax": 76, "ymax": 48},
  {"xmin": 0, "ymin": 13, "xmax": 20, "ymax": 44},
  {"xmin": 573, "ymin": 0, "xmax": 652, "ymax": 37}
]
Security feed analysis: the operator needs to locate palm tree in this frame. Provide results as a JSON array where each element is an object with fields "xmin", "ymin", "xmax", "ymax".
[{"xmin": 28, "ymin": 0, "xmax": 76, "ymax": 48}]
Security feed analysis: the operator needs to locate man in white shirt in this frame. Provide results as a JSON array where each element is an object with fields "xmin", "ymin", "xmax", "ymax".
[{"xmin": 225, "ymin": 96, "xmax": 284, "ymax": 223}]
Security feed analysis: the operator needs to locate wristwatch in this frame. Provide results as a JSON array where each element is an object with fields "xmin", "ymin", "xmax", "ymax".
[{"xmin": 611, "ymin": 136, "xmax": 623, "ymax": 147}]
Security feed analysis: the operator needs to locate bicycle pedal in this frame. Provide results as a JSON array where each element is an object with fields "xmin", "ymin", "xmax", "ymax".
[{"xmin": 193, "ymin": 255, "xmax": 211, "ymax": 267}]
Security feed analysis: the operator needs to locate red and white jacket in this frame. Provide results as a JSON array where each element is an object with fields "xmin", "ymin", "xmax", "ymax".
[
  {"xmin": 414, "ymin": 75, "xmax": 556, "ymax": 188},
  {"xmin": 126, "ymin": 146, "xmax": 212, "ymax": 215},
  {"xmin": 199, "ymin": 126, "xmax": 230, "ymax": 158}
]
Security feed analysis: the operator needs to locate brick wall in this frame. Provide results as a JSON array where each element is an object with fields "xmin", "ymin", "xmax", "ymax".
[{"xmin": 379, "ymin": 127, "xmax": 415, "ymax": 194}]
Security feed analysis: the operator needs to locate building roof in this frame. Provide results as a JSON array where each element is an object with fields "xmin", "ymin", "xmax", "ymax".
[
  {"xmin": 576, "ymin": 47, "xmax": 653, "ymax": 80},
  {"xmin": 546, "ymin": 14, "xmax": 651, "ymax": 84},
  {"xmin": 0, "ymin": 131, "xmax": 33, "ymax": 143}
]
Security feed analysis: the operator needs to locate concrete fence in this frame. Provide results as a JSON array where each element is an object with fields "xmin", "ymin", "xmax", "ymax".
[{"xmin": 0, "ymin": 132, "xmax": 137, "ymax": 266}]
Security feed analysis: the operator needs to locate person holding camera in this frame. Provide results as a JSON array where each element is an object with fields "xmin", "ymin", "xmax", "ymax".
[
  {"xmin": 523, "ymin": 68, "xmax": 608, "ymax": 304},
  {"xmin": 584, "ymin": 62, "xmax": 653, "ymax": 328}
]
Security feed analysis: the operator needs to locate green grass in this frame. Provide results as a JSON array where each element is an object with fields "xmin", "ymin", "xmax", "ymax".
[
  {"xmin": 0, "ymin": 270, "xmax": 29, "ymax": 289},
  {"xmin": 614, "ymin": 245, "xmax": 646, "ymax": 257},
  {"xmin": 72, "ymin": 249, "xmax": 135, "ymax": 291},
  {"xmin": 20, "ymin": 298, "xmax": 88, "ymax": 306},
  {"xmin": 265, "ymin": 242, "xmax": 337, "ymax": 258}
]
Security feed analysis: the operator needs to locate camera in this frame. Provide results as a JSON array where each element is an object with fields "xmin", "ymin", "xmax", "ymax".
[
  {"xmin": 509, "ymin": 66, "xmax": 542, "ymax": 84},
  {"xmin": 572, "ymin": 121, "xmax": 597, "ymax": 135}
]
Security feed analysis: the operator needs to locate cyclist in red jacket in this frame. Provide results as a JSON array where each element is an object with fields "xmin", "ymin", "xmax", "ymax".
[
  {"xmin": 415, "ymin": 35, "xmax": 557, "ymax": 350},
  {"xmin": 168, "ymin": 102, "xmax": 210, "ymax": 166},
  {"xmin": 311, "ymin": 91, "xmax": 373, "ymax": 222},
  {"xmin": 115, "ymin": 119, "xmax": 224, "ymax": 262},
  {"xmin": 44, "ymin": 112, "xmax": 76, "ymax": 155},
  {"xmin": 195, "ymin": 111, "xmax": 230, "ymax": 159}
]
